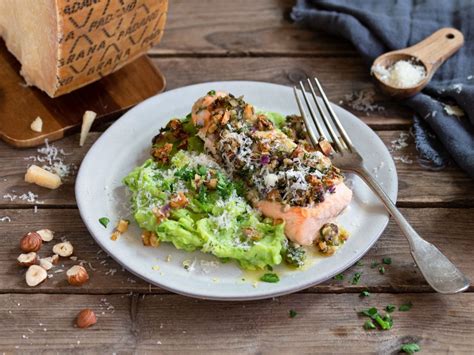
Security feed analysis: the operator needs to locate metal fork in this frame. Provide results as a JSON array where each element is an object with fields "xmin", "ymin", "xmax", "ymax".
[{"xmin": 294, "ymin": 77, "xmax": 469, "ymax": 294}]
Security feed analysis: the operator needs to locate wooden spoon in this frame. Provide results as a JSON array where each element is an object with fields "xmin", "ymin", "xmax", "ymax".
[{"xmin": 371, "ymin": 28, "xmax": 464, "ymax": 98}]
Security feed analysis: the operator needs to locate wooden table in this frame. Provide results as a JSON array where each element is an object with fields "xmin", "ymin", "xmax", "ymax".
[{"xmin": 1, "ymin": 1, "xmax": 473, "ymax": 353}]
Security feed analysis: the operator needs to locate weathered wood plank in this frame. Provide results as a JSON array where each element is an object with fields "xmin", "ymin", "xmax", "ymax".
[
  {"xmin": 153, "ymin": 56, "xmax": 413, "ymax": 129},
  {"xmin": 376, "ymin": 131, "xmax": 474, "ymax": 207},
  {"xmin": 151, "ymin": 0, "xmax": 356, "ymax": 56},
  {"xmin": 0, "ymin": 134, "xmax": 95, "ymax": 207},
  {"xmin": 135, "ymin": 293, "xmax": 474, "ymax": 354},
  {"xmin": 0, "ymin": 294, "xmax": 133, "ymax": 353},
  {"xmin": 0, "ymin": 208, "xmax": 472, "ymax": 293},
  {"xmin": 1, "ymin": 293, "xmax": 473, "ymax": 353},
  {"xmin": 1, "ymin": 130, "xmax": 472, "ymax": 208}
]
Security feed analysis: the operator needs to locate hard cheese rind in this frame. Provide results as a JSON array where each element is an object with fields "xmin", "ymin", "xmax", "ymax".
[{"xmin": 0, "ymin": 0, "xmax": 168, "ymax": 97}]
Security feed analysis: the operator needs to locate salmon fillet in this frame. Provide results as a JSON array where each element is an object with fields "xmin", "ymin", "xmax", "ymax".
[
  {"xmin": 257, "ymin": 182, "xmax": 352, "ymax": 246},
  {"xmin": 190, "ymin": 91, "xmax": 353, "ymax": 247}
]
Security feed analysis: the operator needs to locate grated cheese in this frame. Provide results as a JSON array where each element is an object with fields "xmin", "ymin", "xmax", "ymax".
[
  {"xmin": 25, "ymin": 139, "xmax": 75, "ymax": 179},
  {"xmin": 342, "ymin": 88, "xmax": 385, "ymax": 115},
  {"xmin": 444, "ymin": 104, "xmax": 465, "ymax": 117},
  {"xmin": 393, "ymin": 155, "xmax": 414, "ymax": 164},
  {"xmin": 218, "ymin": 131, "xmax": 254, "ymax": 174},
  {"xmin": 182, "ymin": 259, "xmax": 197, "ymax": 272},
  {"xmin": 200, "ymin": 260, "xmax": 219, "ymax": 274},
  {"xmin": 424, "ymin": 111, "xmax": 438, "ymax": 119},
  {"xmin": 389, "ymin": 132, "xmax": 414, "ymax": 165},
  {"xmin": 263, "ymin": 173, "xmax": 279, "ymax": 189},
  {"xmin": 372, "ymin": 60, "xmax": 426, "ymax": 88},
  {"xmin": 389, "ymin": 132, "xmax": 410, "ymax": 152},
  {"xmin": 105, "ymin": 268, "xmax": 117, "ymax": 276},
  {"xmin": 372, "ymin": 161, "xmax": 385, "ymax": 178},
  {"xmin": 451, "ymin": 83, "xmax": 463, "ymax": 94},
  {"xmin": 3, "ymin": 191, "xmax": 43, "ymax": 204},
  {"xmin": 190, "ymin": 153, "xmax": 221, "ymax": 170}
]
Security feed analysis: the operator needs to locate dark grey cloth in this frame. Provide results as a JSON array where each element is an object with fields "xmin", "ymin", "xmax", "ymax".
[{"xmin": 292, "ymin": 0, "xmax": 474, "ymax": 178}]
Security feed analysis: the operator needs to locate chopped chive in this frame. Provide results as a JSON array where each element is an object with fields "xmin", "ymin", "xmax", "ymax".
[
  {"xmin": 351, "ymin": 272, "xmax": 362, "ymax": 285},
  {"xmin": 360, "ymin": 290, "xmax": 370, "ymax": 297},
  {"xmin": 360, "ymin": 307, "xmax": 392, "ymax": 330},
  {"xmin": 401, "ymin": 343, "xmax": 420, "ymax": 354},
  {"xmin": 99, "ymin": 217, "xmax": 110, "ymax": 228},
  {"xmin": 197, "ymin": 185, "xmax": 208, "ymax": 203},
  {"xmin": 356, "ymin": 261, "xmax": 364, "ymax": 266},
  {"xmin": 382, "ymin": 313, "xmax": 393, "ymax": 329},
  {"xmin": 385, "ymin": 304, "xmax": 396, "ymax": 313},
  {"xmin": 370, "ymin": 261, "xmax": 379, "ymax": 268},
  {"xmin": 363, "ymin": 319, "xmax": 376, "ymax": 330},
  {"xmin": 333, "ymin": 274, "xmax": 344, "ymax": 281},
  {"xmin": 197, "ymin": 165, "xmax": 207, "ymax": 175},
  {"xmin": 207, "ymin": 90, "xmax": 216, "ymax": 96},
  {"xmin": 360, "ymin": 307, "xmax": 378, "ymax": 318},
  {"xmin": 260, "ymin": 273, "xmax": 279, "ymax": 283},
  {"xmin": 371, "ymin": 312, "xmax": 392, "ymax": 330},
  {"xmin": 378, "ymin": 266, "xmax": 385, "ymax": 274},
  {"xmin": 289, "ymin": 309, "xmax": 297, "ymax": 318},
  {"xmin": 382, "ymin": 257, "xmax": 392, "ymax": 265},
  {"xmin": 399, "ymin": 301, "xmax": 413, "ymax": 312}
]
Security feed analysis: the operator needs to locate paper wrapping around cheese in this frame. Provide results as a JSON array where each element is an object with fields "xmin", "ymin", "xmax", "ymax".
[{"xmin": 0, "ymin": 0, "xmax": 168, "ymax": 98}]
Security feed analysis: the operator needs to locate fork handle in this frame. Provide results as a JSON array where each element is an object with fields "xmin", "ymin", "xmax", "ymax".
[{"xmin": 355, "ymin": 167, "xmax": 470, "ymax": 294}]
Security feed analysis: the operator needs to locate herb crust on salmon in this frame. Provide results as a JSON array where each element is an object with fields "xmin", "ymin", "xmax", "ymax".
[{"xmin": 124, "ymin": 90, "xmax": 353, "ymax": 271}]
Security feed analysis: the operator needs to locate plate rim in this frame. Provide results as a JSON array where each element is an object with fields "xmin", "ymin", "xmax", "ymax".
[{"xmin": 75, "ymin": 80, "xmax": 398, "ymax": 301}]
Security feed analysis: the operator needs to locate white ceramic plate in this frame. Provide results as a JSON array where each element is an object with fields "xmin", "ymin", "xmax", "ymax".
[{"xmin": 76, "ymin": 81, "xmax": 397, "ymax": 301}]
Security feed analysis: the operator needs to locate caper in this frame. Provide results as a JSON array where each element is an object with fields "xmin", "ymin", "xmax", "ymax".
[{"xmin": 320, "ymin": 223, "xmax": 339, "ymax": 245}]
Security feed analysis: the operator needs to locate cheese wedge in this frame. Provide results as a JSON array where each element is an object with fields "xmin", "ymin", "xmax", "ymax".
[
  {"xmin": 30, "ymin": 117, "xmax": 43, "ymax": 133},
  {"xmin": 0, "ymin": 0, "xmax": 168, "ymax": 97},
  {"xmin": 80, "ymin": 110, "xmax": 97, "ymax": 146},
  {"xmin": 25, "ymin": 165, "xmax": 62, "ymax": 190}
]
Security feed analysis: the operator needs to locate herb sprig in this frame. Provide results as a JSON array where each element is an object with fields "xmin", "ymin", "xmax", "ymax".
[
  {"xmin": 260, "ymin": 273, "xmax": 279, "ymax": 283},
  {"xmin": 99, "ymin": 217, "xmax": 110, "ymax": 228},
  {"xmin": 401, "ymin": 343, "xmax": 420, "ymax": 354}
]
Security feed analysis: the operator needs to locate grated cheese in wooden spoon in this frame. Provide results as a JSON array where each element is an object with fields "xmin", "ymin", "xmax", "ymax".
[{"xmin": 372, "ymin": 60, "xmax": 426, "ymax": 88}]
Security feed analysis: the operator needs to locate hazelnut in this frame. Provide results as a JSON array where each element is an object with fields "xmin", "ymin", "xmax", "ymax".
[
  {"xmin": 110, "ymin": 231, "xmax": 120, "ymax": 241},
  {"xmin": 116, "ymin": 219, "xmax": 130, "ymax": 233},
  {"xmin": 17, "ymin": 252, "xmax": 38, "ymax": 267},
  {"xmin": 205, "ymin": 178, "xmax": 218, "ymax": 190},
  {"xmin": 149, "ymin": 232, "xmax": 160, "ymax": 247},
  {"xmin": 318, "ymin": 138, "xmax": 334, "ymax": 156},
  {"xmin": 36, "ymin": 229, "xmax": 54, "ymax": 242},
  {"xmin": 169, "ymin": 192, "xmax": 189, "ymax": 209},
  {"xmin": 141, "ymin": 230, "xmax": 159, "ymax": 247},
  {"xmin": 48, "ymin": 254, "xmax": 60, "ymax": 265},
  {"xmin": 52, "ymin": 241, "xmax": 73, "ymax": 257},
  {"xmin": 25, "ymin": 265, "xmax": 47, "ymax": 286},
  {"xmin": 66, "ymin": 265, "xmax": 89, "ymax": 286},
  {"xmin": 75, "ymin": 309, "xmax": 97, "ymax": 328},
  {"xmin": 20, "ymin": 232, "xmax": 42, "ymax": 252},
  {"xmin": 39, "ymin": 258, "xmax": 53, "ymax": 271},
  {"xmin": 141, "ymin": 231, "xmax": 151, "ymax": 246}
]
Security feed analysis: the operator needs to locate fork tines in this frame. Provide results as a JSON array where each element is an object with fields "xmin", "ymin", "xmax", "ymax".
[{"xmin": 293, "ymin": 78, "xmax": 354, "ymax": 153}]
